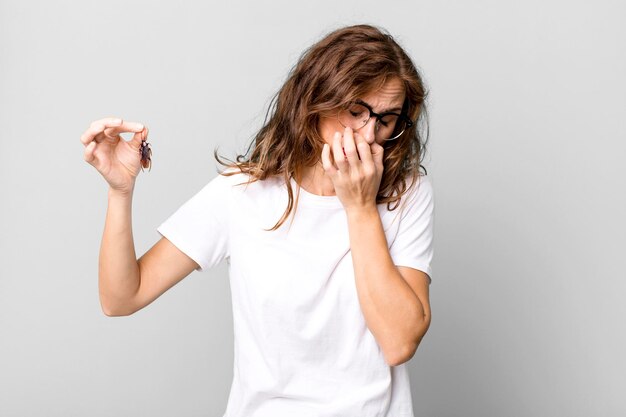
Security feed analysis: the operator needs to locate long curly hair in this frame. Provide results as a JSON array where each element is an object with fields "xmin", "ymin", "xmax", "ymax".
[{"xmin": 214, "ymin": 24, "xmax": 430, "ymax": 231}]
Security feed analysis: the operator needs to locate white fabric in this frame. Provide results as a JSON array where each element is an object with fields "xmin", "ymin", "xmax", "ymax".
[{"xmin": 156, "ymin": 169, "xmax": 434, "ymax": 417}]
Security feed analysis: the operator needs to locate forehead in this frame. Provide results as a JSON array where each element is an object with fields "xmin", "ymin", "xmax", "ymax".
[{"xmin": 359, "ymin": 78, "xmax": 405, "ymax": 111}]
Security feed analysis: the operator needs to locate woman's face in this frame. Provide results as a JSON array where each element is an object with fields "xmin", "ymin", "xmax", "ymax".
[{"xmin": 317, "ymin": 77, "xmax": 406, "ymax": 147}]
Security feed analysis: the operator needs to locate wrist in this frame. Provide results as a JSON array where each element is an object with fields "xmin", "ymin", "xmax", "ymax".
[
  {"xmin": 345, "ymin": 204, "xmax": 379, "ymax": 220},
  {"xmin": 108, "ymin": 186, "xmax": 134, "ymax": 199}
]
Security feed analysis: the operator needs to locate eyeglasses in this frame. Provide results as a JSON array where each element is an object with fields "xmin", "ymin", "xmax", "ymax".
[{"xmin": 336, "ymin": 100, "xmax": 413, "ymax": 141}]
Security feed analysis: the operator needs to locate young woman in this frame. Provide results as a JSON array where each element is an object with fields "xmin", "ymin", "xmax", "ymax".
[{"xmin": 81, "ymin": 24, "xmax": 434, "ymax": 417}]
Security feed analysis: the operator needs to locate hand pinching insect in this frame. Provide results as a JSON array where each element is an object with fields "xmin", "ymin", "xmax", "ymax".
[{"xmin": 140, "ymin": 138, "xmax": 152, "ymax": 172}]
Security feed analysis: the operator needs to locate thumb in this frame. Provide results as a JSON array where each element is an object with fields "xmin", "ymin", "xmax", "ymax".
[{"xmin": 131, "ymin": 126, "xmax": 148, "ymax": 147}]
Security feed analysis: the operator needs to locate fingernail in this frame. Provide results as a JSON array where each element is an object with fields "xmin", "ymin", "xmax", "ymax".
[
  {"xmin": 135, "ymin": 123, "xmax": 144, "ymax": 130},
  {"xmin": 111, "ymin": 118, "xmax": 122, "ymax": 124}
]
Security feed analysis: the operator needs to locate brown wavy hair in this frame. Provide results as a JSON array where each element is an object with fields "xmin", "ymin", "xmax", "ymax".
[{"xmin": 214, "ymin": 24, "xmax": 430, "ymax": 231}]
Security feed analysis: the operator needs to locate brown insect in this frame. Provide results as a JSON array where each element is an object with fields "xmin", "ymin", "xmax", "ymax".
[{"xmin": 140, "ymin": 139, "xmax": 152, "ymax": 172}]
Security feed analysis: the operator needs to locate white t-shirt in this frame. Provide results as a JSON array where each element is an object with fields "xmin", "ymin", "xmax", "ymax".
[{"xmin": 156, "ymin": 169, "xmax": 434, "ymax": 417}]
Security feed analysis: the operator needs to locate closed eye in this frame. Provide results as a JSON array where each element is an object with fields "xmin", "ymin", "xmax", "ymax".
[{"xmin": 378, "ymin": 113, "xmax": 400, "ymax": 127}]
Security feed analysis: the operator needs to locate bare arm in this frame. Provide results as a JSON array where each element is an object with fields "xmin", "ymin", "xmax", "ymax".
[
  {"xmin": 346, "ymin": 207, "xmax": 431, "ymax": 366},
  {"xmin": 99, "ymin": 188, "xmax": 200, "ymax": 316},
  {"xmin": 320, "ymin": 126, "xmax": 433, "ymax": 366},
  {"xmin": 98, "ymin": 187, "xmax": 140, "ymax": 316},
  {"xmin": 82, "ymin": 117, "xmax": 199, "ymax": 316}
]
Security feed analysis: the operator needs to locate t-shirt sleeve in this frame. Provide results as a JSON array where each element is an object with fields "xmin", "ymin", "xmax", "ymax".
[
  {"xmin": 388, "ymin": 174, "xmax": 435, "ymax": 283},
  {"xmin": 156, "ymin": 173, "xmax": 232, "ymax": 272}
]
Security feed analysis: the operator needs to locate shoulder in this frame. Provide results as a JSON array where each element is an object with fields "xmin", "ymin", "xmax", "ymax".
[
  {"xmin": 188, "ymin": 168, "xmax": 247, "ymax": 204},
  {"xmin": 212, "ymin": 168, "xmax": 287, "ymax": 200},
  {"xmin": 398, "ymin": 174, "xmax": 434, "ymax": 209},
  {"xmin": 215, "ymin": 166, "xmax": 248, "ymax": 184},
  {"xmin": 409, "ymin": 173, "xmax": 433, "ymax": 195},
  {"xmin": 208, "ymin": 167, "xmax": 255, "ymax": 192},
  {"xmin": 215, "ymin": 167, "xmax": 281, "ymax": 185}
]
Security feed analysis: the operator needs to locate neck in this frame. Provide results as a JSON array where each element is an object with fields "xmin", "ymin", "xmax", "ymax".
[{"xmin": 298, "ymin": 162, "xmax": 336, "ymax": 196}]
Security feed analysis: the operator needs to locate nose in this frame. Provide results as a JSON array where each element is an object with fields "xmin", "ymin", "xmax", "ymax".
[{"xmin": 356, "ymin": 117, "xmax": 377, "ymax": 145}]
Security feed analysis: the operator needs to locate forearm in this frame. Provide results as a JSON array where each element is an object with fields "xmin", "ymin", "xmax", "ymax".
[
  {"xmin": 98, "ymin": 187, "xmax": 140, "ymax": 316},
  {"xmin": 346, "ymin": 205, "xmax": 427, "ymax": 365}
]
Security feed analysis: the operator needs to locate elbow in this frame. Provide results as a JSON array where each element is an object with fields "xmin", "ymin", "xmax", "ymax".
[
  {"xmin": 385, "ymin": 315, "xmax": 432, "ymax": 367},
  {"xmin": 102, "ymin": 307, "xmax": 127, "ymax": 317},
  {"xmin": 100, "ymin": 297, "xmax": 134, "ymax": 317},
  {"xmin": 101, "ymin": 303, "xmax": 123, "ymax": 317},
  {"xmin": 385, "ymin": 343, "xmax": 417, "ymax": 367}
]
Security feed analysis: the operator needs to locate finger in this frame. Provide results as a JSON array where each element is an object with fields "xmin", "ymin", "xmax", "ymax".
[
  {"xmin": 80, "ymin": 118, "xmax": 122, "ymax": 145},
  {"xmin": 103, "ymin": 121, "xmax": 145, "ymax": 140},
  {"xmin": 321, "ymin": 143, "xmax": 337, "ymax": 175},
  {"xmin": 371, "ymin": 142, "xmax": 385, "ymax": 169},
  {"xmin": 131, "ymin": 125, "xmax": 149, "ymax": 146},
  {"xmin": 83, "ymin": 140, "xmax": 97, "ymax": 164},
  {"xmin": 90, "ymin": 116, "xmax": 123, "ymax": 127},
  {"xmin": 354, "ymin": 133, "xmax": 374, "ymax": 166},
  {"xmin": 342, "ymin": 126, "xmax": 360, "ymax": 166},
  {"xmin": 80, "ymin": 123, "xmax": 103, "ymax": 145},
  {"xmin": 332, "ymin": 131, "xmax": 348, "ymax": 172}
]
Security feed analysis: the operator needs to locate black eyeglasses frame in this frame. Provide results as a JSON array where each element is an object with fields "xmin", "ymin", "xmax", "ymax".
[{"xmin": 338, "ymin": 99, "xmax": 414, "ymax": 141}]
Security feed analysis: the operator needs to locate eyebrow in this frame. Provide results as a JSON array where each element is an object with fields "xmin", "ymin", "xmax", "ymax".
[{"xmin": 356, "ymin": 99, "xmax": 403, "ymax": 114}]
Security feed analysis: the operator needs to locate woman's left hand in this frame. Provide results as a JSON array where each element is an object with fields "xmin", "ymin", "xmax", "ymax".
[{"xmin": 321, "ymin": 126, "xmax": 384, "ymax": 211}]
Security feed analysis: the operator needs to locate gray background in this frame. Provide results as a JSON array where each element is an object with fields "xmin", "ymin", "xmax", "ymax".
[{"xmin": 0, "ymin": 0, "xmax": 624, "ymax": 416}]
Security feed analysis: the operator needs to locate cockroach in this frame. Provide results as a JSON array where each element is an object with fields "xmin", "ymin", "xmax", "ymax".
[{"xmin": 140, "ymin": 139, "xmax": 152, "ymax": 172}]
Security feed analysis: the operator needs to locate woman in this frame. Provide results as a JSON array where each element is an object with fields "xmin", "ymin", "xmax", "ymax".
[{"xmin": 81, "ymin": 24, "xmax": 434, "ymax": 417}]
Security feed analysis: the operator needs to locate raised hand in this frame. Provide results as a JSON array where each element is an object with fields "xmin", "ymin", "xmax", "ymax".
[
  {"xmin": 80, "ymin": 117, "xmax": 149, "ymax": 194},
  {"xmin": 321, "ymin": 126, "xmax": 384, "ymax": 211}
]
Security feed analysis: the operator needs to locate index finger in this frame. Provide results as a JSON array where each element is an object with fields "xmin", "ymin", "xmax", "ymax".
[
  {"xmin": 342, "ymin": 126, "xmax": 361, "ymax": 166},
  {"xmin": 354, "ymin": 133, "xmax": 374, "ymax": 165},
  {"xmin": 102, "ymin": 120, "xmax": 145, "ymax": 140},
  {"xmin": 80, "ymin": 118, "xmax": 143, "ymax": 145},
  {"xmin": 80, "ymin": 118, "xmax": 122, "ymax": 145},
  {"xmin": 91, "ymin": 117, "xmax": 124, "ymax": 128}
]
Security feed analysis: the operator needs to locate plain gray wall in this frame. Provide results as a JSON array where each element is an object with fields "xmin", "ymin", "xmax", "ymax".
[{"xmin": 1, "ymin": 0, "xmax": 624, "ymax": 416}]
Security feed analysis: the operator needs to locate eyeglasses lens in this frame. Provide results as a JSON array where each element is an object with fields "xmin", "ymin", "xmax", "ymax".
[{"xmin": 337, "ymin": 103, "xmax": 407, "ymax": 141}]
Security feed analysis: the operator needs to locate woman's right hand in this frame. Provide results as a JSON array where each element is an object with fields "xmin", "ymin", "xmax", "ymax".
[{"xmin": 80, "ymin": 117, "xmax": 149, "ymax": 194}]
